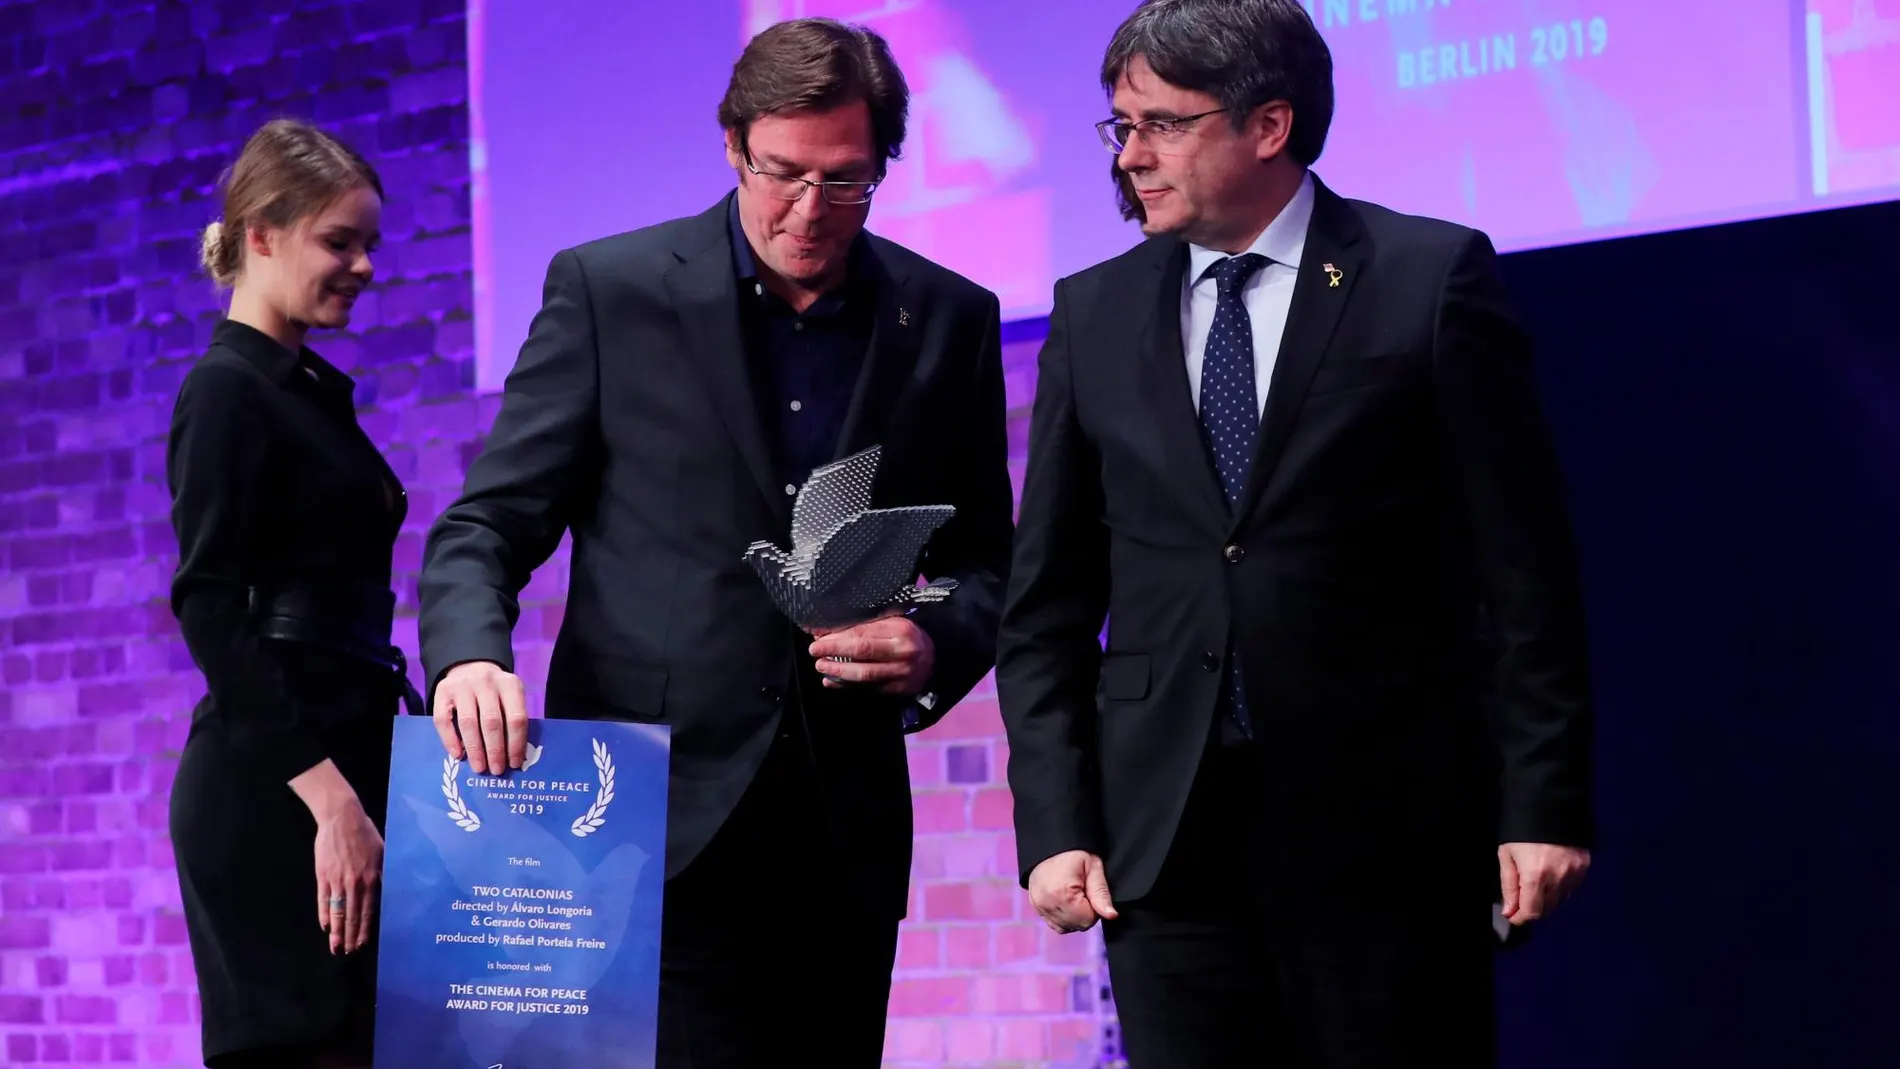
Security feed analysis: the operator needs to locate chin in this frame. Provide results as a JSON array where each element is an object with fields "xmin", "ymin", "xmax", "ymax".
[
  {"xmin": 1135, "ymin": 201, "xmax": 1179, "ymax": 234},
  {"xmin": 775, "ymin": 260, "xmax": 834, "ymax": 285},
  {"xmin": 1148, "ymin": 209, "xmax": 1206, "ymax": 241}
]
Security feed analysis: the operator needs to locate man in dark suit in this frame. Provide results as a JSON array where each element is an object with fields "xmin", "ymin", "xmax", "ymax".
[
  {"xmin": 415, "ymin": 18, "xmax": 1013, "ymax": 1067},
  {"xmin": 996, "ymin": 1, "xmax": 1594, "ymax": 1066}
]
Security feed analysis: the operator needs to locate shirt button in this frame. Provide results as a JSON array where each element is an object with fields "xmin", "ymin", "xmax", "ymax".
[
  {"xmin": 793, "ymin": 321, "xmax": 804, "ymax": 331},
  {"xmin": 1224, "ymin": 544, "xmax": 1246, "ymax": 563},
  {"xmin": 789, "ymin": 400, "xmax": 802, "ymax": 412},
  {"xmin": 784, "ymin": 483, "xmax": 797, "ymax": 496},
  {"xmin": 1201, "ymin": 652, "xmax": 1220, "ymax": 673}
]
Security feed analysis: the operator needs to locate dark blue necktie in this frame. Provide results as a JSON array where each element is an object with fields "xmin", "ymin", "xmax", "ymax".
[{"xmin": 1198, "ymin": 253, "xmax": 1268, "ymax": 738}]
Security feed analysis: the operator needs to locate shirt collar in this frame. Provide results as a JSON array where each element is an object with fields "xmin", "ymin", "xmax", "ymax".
[
  {"xmin": 1187, "ymin": 168, "xmax": 1316, "ymax": 286},
  {"xmin": 211, "ymin": 317, "xmax": 352, "ymax": 392}
]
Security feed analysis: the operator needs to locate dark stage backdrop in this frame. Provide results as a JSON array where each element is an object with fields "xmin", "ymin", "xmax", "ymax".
[{"xmin": 1489, "ymin": 195, "xmax": 1900, "ymax": 1069}]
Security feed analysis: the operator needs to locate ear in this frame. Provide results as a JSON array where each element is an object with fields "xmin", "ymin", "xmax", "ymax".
[
  {"xmin": 245, "ymin": 221, "xmax": 276, "ymax": 260},
  {"xmin": 1251, "ymin": 101, "xmax": 1295, "ymax": 162},
  {"xmin": 723, "ymin": 128, "xmax": 744, "ymax": 172}
]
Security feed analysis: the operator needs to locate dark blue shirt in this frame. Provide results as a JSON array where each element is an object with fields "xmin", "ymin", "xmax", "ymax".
[{"xmin": 728, "ymin": 197, "xmax": 872, "ymax": 497}]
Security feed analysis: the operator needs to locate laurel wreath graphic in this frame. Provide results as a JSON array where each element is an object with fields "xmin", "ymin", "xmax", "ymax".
[
  {"xmin": 441, "ymin": 756, "xmax": 481, "ymax": 831},
  {"xmin": 570, "ymin": 738, "xmax": 614, "ymax": 837}
]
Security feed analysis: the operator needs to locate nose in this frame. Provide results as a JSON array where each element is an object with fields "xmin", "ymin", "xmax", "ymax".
[
  {"xmin": 353, "ymin": 250, "xmax": 374, "ymax": 282},
  {"xmin": 1117, "ymin": 136, "xmax": 1155, "ymax": 172},
  {"xmin": 794, "ymin": 182, "xmax": 832, "ymax": 220}
]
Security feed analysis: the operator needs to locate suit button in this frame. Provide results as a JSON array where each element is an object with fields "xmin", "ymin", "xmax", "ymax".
[
  {"xmin": 1201, "ymin": 652, "xmax": 1219, "ymax": 673},
  {"xmin": 1223, "ymin": 544, "xmax": 1245, "ymax": 563},
  {"xmin": 758, "ymin": 686, "xmax": 782, "ymax": 703}
]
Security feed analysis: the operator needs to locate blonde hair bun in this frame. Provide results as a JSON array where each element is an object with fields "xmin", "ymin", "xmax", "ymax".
[{"xmin": 199, "ymin": 221, "xmax": 240, "ymax": 286}]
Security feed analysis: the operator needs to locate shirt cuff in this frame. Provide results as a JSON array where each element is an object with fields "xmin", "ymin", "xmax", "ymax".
[{"xmin": 901, "ymin": 691, "xmax": 939, "ymax": 732}]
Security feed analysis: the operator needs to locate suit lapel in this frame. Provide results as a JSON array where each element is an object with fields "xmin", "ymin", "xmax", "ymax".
[
  {"xmin": 1133, "ymin": 240, "xmax": 1229, "ymax": 525},
  {"xmin": 1231, "ymin": 178, "xmax": 1367, "ymax": 532},
  {"xmin": 664, "ymin": 198, "xmax": 788, "ymax": 527},
  {"xmin": 833, "ymin": 242, "xmax": 921, "ymax": 464}
]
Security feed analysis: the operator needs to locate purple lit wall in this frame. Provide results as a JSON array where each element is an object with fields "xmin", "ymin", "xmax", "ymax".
[
  {"xmin": 0, "ymin": 0, "xmax": 478, "ymax": 1062},
  {"xmin": 0, "ymin": 1, "xmax": 1105, "ymax": 1065}
]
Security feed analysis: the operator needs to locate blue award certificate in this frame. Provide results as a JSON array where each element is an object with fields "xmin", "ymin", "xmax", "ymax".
[{"xmin": 374, "ymin": 716, "xmax": 669, "ymax": 1068}]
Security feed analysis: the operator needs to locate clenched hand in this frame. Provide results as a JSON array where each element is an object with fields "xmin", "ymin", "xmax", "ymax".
[
  {"xmin": 1498, "ymin": 842, "xmax": 1590, "ymax": 925},
  {"xmin": 1028, "ymin": 849, "xmax": 1118, "ymax": 934}
]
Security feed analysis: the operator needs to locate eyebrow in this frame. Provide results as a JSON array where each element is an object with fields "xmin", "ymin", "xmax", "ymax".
[
  {"xmin": 759, "ymin": 154, "xmax": 874, "ymax": 181},
  {"xmin": 1115, "ymin": 108, "xmax": 1190, "ymax": 122},
  {"xmin": 322, "ymin": 224, "xmax": 383, "ymax": 242}
]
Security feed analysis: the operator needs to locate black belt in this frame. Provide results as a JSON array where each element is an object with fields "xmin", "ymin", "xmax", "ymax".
[{"xmin": 248, "ymin": 582, "xmax": 426, "ymax": 717}]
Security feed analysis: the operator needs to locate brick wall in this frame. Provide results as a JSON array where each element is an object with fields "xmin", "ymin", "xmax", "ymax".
[
  {"xmin": 0, "ymin": 2, "xmax": 1108, "ymax": 1065},
  {"xmin": 878, "ymin": 337, "xmax": 1110, "ymax": 1069}
]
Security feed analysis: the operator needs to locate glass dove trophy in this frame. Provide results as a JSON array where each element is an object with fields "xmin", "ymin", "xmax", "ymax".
[
  {"xmin": 745, "ymin": 444, "xmax": 958, "ymax": 630},
  {"xmin": 373, "ymin": 712, "xmax": 669, "ymax": 1065}
]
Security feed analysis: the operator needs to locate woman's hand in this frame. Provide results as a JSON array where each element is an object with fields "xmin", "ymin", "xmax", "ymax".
[
  {"xmin": 313, "ymin": 800, "xmax": 383, "ymax": 954},
  {"xmin": 290, "ymin": 759, "xmax": 383, "ymax": 955}
]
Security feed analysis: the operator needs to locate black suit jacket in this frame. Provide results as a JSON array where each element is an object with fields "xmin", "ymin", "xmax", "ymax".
[
  {"xmin": 418, "ymin": 193, "xmax": 1014, "ymax": 917},
  {"xmin": 997, "ymin": 176, "xmax": 1593, "ymax": 905}
]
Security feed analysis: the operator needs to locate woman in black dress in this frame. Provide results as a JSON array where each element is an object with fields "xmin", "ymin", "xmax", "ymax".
[{"xmin": 168, "ymin": 118, "xmax": 409, "ymax": 1069}]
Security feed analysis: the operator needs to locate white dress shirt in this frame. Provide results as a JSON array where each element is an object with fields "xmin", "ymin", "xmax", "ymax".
[{"xmin": 1180, "ymin": 170, "xmax": 1316, "ymax": 418}]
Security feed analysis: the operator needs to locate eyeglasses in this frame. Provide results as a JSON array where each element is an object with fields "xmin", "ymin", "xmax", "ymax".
[
  {"xmin": 1094, "ymin": 109, "xmax": 1228, "ymax": 155},
  {"xmin": 743, "ymin": 154, "xmax": 879, "ymax": 206}
]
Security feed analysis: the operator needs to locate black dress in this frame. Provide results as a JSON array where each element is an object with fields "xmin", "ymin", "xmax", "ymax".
[{"xmin": 166, "ymin": 319, "xmax": 409, "ymax": 1067}]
